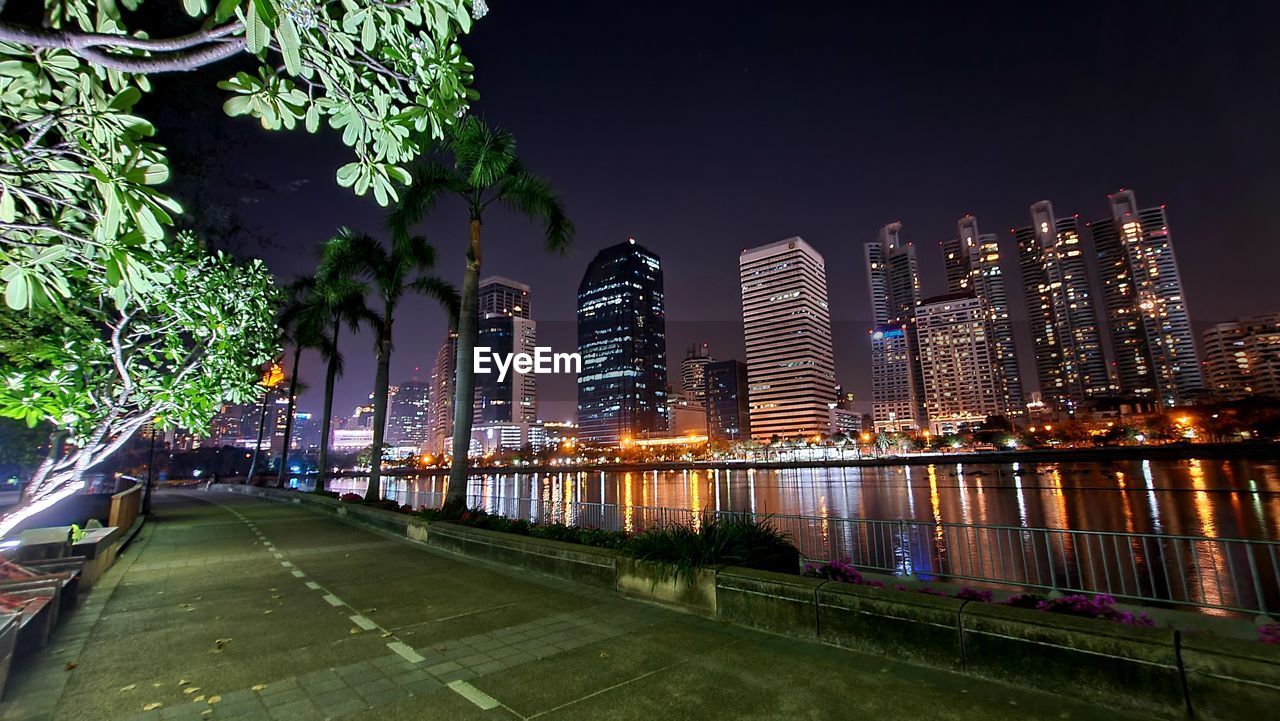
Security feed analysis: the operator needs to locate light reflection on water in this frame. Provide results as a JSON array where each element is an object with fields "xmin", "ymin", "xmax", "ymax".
[{"xmin": 325, "ymin": 458, "xmax": 1280, "ymax": 540}]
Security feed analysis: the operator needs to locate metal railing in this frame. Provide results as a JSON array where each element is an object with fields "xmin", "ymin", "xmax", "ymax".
[{"xmin": 388, "ymin": 487, "xmax": 1280, "ymax": 615}]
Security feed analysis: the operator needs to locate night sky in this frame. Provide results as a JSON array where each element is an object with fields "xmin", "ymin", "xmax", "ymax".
[{"xmin": 147, "ymin": 1, "xmax": 1280, "ymax": 423}]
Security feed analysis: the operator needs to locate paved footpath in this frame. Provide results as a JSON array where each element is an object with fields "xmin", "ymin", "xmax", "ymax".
[{"xmin": 1, "ymin": 491, "xmax": 1155, "ymax": 721}]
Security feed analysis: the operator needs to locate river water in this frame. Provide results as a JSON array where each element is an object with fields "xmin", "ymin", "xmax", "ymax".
[{"xmin": 324, "ymin": 458, "xmax": 1280, "ymax": 540}]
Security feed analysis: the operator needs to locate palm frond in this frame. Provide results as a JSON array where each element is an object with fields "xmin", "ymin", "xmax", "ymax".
[
  {"xmin": 409, "ymin": 276, "xmax": 461, "ymax": 324},
  {"xmin": 450, "ymin": 116, "xmax": 516, "ymax": 191},
  {"xmin": 497, "ymin": 165, "xmax": 575, "ymax": 255},
  {"xmin": 388, "ymin": 162, "xmax": 468, "ymax": 236}
]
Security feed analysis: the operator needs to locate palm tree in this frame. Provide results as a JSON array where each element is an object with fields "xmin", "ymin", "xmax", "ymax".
[
  {"xmin": 390, "ymin": 117, "xmax": 573, "ymax": 513},
  {"xmin": 323, "ymin": 228, "xmax": 458, "ymax": 502},
  {"xmin": 311, "ymin": 274, "xmax": 373, "ymax": 494},
  {"xmin": 275, "ymin": 279, "xmax": 323, "ymax": 488}
]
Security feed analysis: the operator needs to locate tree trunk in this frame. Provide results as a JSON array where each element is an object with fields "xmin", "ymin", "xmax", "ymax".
[
  {"xmin": 364, "ymin": 304, "xmax": 394, "ymax": 503},
  {"xmin": 315, "ymin": 323, "xmax": 340, "ymax": 494},
  {"xmin": 245, "ymin": 386, "xmax": 272, "ymax": 486},
  {"xmin": 276, "ymin": 344, "xmax": 303, "ymax": 488},
  {"xmin": 444, "ymin": 218, "xmax": 482, "ymax": 513}
]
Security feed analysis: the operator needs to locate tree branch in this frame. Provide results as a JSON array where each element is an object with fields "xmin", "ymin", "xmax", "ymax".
[{"xmin": 0, "ymin": 20, "xmax": 248, "ymax": 74}]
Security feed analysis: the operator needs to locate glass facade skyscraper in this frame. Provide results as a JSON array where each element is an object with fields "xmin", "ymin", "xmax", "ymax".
[
  {"xmin": 576, "ymin": 239, "xmax": 668, "ymax": 444},
  {"xmin": 475, "ymin": 277, "xmax": 537, "ymax": 424},
  {"xmin": 704, "ymin": 359, "xmax": 750, "ymax": 441}
]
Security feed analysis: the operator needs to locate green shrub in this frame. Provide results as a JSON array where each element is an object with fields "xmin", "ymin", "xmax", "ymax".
[{"xmin": 625, "ymin": 515, "xmax": 798, "ymax": 582}]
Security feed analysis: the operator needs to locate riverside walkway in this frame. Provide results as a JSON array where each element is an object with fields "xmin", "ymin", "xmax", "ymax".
[{"xmin": 0, "ymin": 491, "xmax": 1154, "ymax": 721}]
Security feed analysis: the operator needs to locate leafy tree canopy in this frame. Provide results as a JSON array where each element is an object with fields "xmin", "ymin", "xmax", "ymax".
[{"xmin": 0, "ymin": 0, "xmax": 485, "ymax": 309}]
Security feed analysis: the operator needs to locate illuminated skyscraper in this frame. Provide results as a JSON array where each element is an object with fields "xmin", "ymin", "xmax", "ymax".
[
  {"xmin": 740, "ymin": 236, "xmax": 836, "ymax": 440},
  {"xmin": 680, "ymin": 343, "xmax": 714, "ymax": 408},
  {"xmin": 576, "ymin": 239, "xmax": 668, "ymax": 444},
  {"xmin": 704, "ymin": 359, "xmax": 751, "ymax": 441},
  {"xmin": 1202, "ymin": 313, "xmax": 1280, "ymax": 401},
  {"xmin": 915, "ymin": 293, "xmax": 1003, "ymax": 433},
  {"xmin": 1016, "ymin": 201, "xmax": 1109, "ymax": 412},
  {"xmin": 1092, "ymin": 190, "xmax": 1202, "ymax": 407},
  {"xmin": 941, "ymin": 215, "xmax": 1024, "ymax": 417},
  {"xmin": 387, "ymin": 380, "xmax": 431, "ymax": 447},
  {"xmin": 865, "ymin": 222, "xmax": 925, "ymax": 430},
  {"xmin": 475, "ymin": 277, "xmax": 537, "ymax": 424},
  {"xmin": 428, "ymin": 331, "xmax": 457, "ymax": 454}
]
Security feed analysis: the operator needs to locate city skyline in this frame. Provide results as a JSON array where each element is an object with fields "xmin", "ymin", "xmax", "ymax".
[{"xmin": 171, "ymin": 4, "xmax": 1280, "ymax": 424}]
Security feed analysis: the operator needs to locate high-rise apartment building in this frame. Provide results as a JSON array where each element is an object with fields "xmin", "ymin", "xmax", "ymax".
[
  {"xmin": 1202, "ymin": 313, "xmax": 1280, "ymax": 401},
  {"xmin": 704, "ymin": 359, "xmax": 751, "ymax": 442},
  {"xmin": 739, "ymin": 237, "xmax": 837, "ymax": 440},
  {"xmin": 475, "ymin": 277, "xmax": 537, "ymax": 424},
  {"xmin": 387, "ymin": 380, "xmax": 431, "ymax": 447},
  {"xmin": 915, "ymin": 293, "xmax": 1003, "ymax": 433},
  {"xmin": 1092, "ymin": 190, "xmax": 1202, "ymax": 407},
  {"xmin": 1016, "ymin": 201, "xmax": 1109, "ymax": 412},
  {"xmin": 865, "ymin": 222, "xmax": 926, "ymax": 430},
  {"xmin": 680, "ymin": 343, "xmax": 714, "ymax": 408},
  {"xmin": 576, "ymin": 239, "xmax": 668, "ymax": 444},
  {"xmin": 428, "ymin": 330, "xmax": 457, "ymax": 455},
  {"xmin": 942, "ymin": 215, "xmax": 1024, "ymax": 417}
]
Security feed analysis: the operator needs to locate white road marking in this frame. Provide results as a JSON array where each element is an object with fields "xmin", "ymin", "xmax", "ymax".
[
  {"xmin": 290, "ymin": 570, "xmax": 306, "ymax": 578},
  {"xmin": 447, "ymin": 680, "xmax": 500, "ymax": 710},
  {"xmin": 349, "ymin": 615, "xmax": 378, "ymax": 631},
  {"xmin": 323, "ymin": 594, "xmax": 343, "ymax": 607},
  {"xmin": 280, "ymin": 561, "xmax": 293, "ymax": 567},
  {"xmin": 305, "ymin": 581, "xmax": 321, "ymax": 590},
  {"xmin": 386, "ymin": 642, "xmax": 424, "ymax": 663}
]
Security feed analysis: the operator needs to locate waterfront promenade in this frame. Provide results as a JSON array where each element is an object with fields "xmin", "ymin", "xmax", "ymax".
[{"xmin": 0, "ymin": 491, "xmax": 1155, "ymax": 721}]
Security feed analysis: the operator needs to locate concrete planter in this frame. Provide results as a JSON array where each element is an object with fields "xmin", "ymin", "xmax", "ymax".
[
  {"xmin": 960, "ymin": 602, "xmax": 1184, "ymax": 718},
  {"xmin": 72, "ymin": 526, "xmax": 123, "ymax": 588},
  {"xmin": 427, "ymin": 523, "xmax": 620, "ymax": 589},
  {"xmin": 716, "ymin": 567, "xmax": 823, "ymax": 637},
  {"xmin": 817, "ymin": 582, "xmax": 966, "ymax": 668},
  {"xmin": 1179, "ymin": 630, "xmax": 1280, "ymax": 721},
  {"xmin": 617, "ymin": 558, "xmax": 720, "ymax": 617}
]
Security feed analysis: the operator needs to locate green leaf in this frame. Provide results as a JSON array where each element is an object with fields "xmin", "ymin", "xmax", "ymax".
[
  {"xmin": 182, "ymin": 0, "xmax": 207, "ymax": 18},
  {"xmin": 304, "ymin": 104, "xmax": 320, "ymax": 133},
  {"xmin": 223, "ymin": 96, "xmax": 254, "ymax": 116},
  {"xmin": 5, "ymin": 275, "xmax": 28, "ymax": 310},
  {"xmin": 0, "ymin": 188, "xmax": 14, "ymax": 223},
  {"xmin": 246, "ymin": 0, "xmax": 269, "ymax": 53},
  {"xmin": 278, "ymin": 15, "xmax": 302, "ymax": 75}
]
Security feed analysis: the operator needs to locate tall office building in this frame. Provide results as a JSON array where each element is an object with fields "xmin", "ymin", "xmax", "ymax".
[
  {"xmin": 680, "ymin": 343, "xmax": 714, "ymax": 408},
  {"xmin": 915, "ymin": 293, "xmax": 1003, "ymax": 433},
  {"xmin": 1016, "ymin": 201, "xmax": 1109, "ymax": 412},
  {"xmin": 865, "ymin": 222, "xmax": 926, "ymax": 430},
  {"xmin": 739, "ymin": 237, "xmax": 837, "ymax": 440},
  {"xmin": 704, "ymin": 360, "xmax": 751, "ymax": 442},
  {"xmin": 1092, "ymin": 191, "xmax": 1202, "ymax": 407},
  {"xmin": 942, "ymin": 215, "xmax": 1024, "ymax": 417},
  {"xmin": 576, "ymin": 239, "xmax": 668, "ymax": 444},
  {"xmin": 427, "ymin": 330, "xmax": 457, "ymax": 454},
  {"xmin": 387, "ymin": 380, "xmax": 431, "ymax": 447},
  {"xmin": 475, "ymin": 277, "xmax": 537, "ymax": 424},
  {"xmin": 1202, "ymin": 313, "xmax": 1280, "ymax": 401},
  {"xmin": 478, "ymin": 276, "xmax": 531, "ymax": 319}
]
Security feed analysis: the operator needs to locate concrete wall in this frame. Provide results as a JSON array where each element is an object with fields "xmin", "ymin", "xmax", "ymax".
[{"xmin": 217, "ymin": 485, "xmax": 1279, "ymax": 720}]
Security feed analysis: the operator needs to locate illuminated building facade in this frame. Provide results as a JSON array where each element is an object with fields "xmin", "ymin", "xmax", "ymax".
[
  {"xmin": 915, "ymin": 293, "xmax": 1003, "ymax": 433},
  {"xmin": 740, "ymin": 236, "xmax": 836, "ymax": 440},
  {"xmin": 704, "ymin": 359, "xmax": 751, "ymax": 441},
  {"xmin": 1016, "ymin": 201, "xmax": 1109, "ymax": 412},
  {"xmin": 1092, "ymin": 190, "xmax": 1203, "ymax": 406},
  {"xmin": 866, "ymin": 222, "xmax": 925, "ymax": 430},
  {"xmin": 475, "ymin": 277, "xmax": 537, "ymax": 424},
  {"xmin": 1202, "ymin": 313, "xmax": 1280, "ymax": 400},
  {"xmin": 942, "ymin": 214, "xmax": 1023, "ymax": 417},
  {"xmin": 576, "ymin": 239, "xmax": 668, "ymax": 444}
]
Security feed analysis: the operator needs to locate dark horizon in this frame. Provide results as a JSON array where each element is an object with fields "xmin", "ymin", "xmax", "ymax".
[{"xmin": 148, "ymin": 1, "xmax": 1280, "ymax": 423}]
